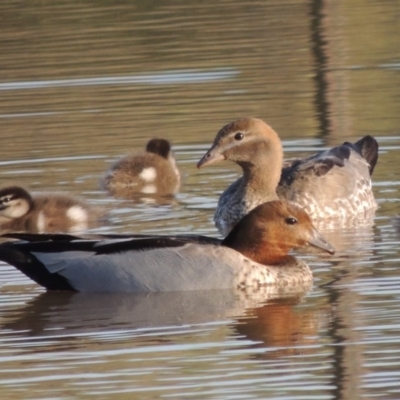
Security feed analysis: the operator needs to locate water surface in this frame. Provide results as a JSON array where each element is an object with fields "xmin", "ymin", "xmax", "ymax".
[{"xmin": 1, "ymin": 0, "xmax": 400, "ymax": 398}]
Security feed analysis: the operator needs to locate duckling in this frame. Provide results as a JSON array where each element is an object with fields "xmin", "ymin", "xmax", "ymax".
[
  {"xmin": 101, "ymin": 138, "xmax": 181, "ymax": 199},
  {"xmin": 197, "ymin": 117, "xmax": 378, "ymax": 235},
  {"xmin": 0, "ymin": 200, "xmax": 334, "ymax": 292},
  {"xmin": 0, "ymin": 186, "xmax": 105, "ymax": 234}
]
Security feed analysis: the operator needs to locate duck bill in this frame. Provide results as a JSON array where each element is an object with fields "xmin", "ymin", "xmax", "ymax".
[
  {"xmin": 197, "ymin": 147, "xmax": 225, "ymax": 168},
  {"xmin": 309, "ymin": 228, "xmax": 335, "ymax": 255}
]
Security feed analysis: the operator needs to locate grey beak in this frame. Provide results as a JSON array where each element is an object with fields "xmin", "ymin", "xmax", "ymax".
[
  {"xmin": 197, "ymin": 147, "xmax": 225, "ymax": 168},
  {"xmin": 309, "ymin": 228, "xmax": 335, "ymax": 255}
]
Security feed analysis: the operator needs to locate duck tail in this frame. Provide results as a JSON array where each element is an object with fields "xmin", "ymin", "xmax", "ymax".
[
  {"xmin": 344, "ymin": 135, "xmax": 379, "ymax": 176},
  {"xmin": 355, "ymin": 135, "xmax": 379, "ymax": 176},
  {"xmin": 0, "ymin": 241, "xmax": 74, "ymax": 291}
]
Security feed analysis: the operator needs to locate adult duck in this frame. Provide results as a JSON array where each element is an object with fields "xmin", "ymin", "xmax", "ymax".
[
  {"xmin": 0, "ymin": 186, "xmax": 105, "ymax": 234},
  {"xmin": 197, "ymin": 117, "xmax": 378, "ymax": 235},
  {"xmin": 101, "ymin": 138, "xmax": 181, "ymax": 198},
  {"xmin": 0, "ymin": 201, "xmax": 334, "ymax": 292}
]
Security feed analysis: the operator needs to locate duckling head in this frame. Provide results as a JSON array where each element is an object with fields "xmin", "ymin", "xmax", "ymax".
[
  {"xmin": 222, "ymin": 200, "xmax": 335, "ymax": 265},
  {"xmin": 0, "ymin": 186, "xmax": 33, "ymax": 219},
  {"xmin": 197, "ymin": 117, "xmax": 283, "ymax": 171},
  {"xmin": 146, "ymin": 138, "xmax": 172, "ymax": 159}
]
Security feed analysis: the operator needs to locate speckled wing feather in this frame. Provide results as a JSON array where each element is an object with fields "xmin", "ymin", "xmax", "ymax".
[{"xmin": 278, "ymin": 139, "xmax": 378, "ymax": 219}]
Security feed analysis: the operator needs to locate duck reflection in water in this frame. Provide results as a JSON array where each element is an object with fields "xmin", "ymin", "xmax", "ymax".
[{"xmin": 0, "ymin": 286, "xmax": 326, "ymax": 361}]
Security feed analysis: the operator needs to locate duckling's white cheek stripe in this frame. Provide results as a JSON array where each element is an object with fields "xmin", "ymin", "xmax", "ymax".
[
  {"xmin": 139, "ymin": 167, "xmax": 157, "ymax": 182},
  {"xmin": 7, "ymin": 200, "xmax": 30, "ymax": 219}
]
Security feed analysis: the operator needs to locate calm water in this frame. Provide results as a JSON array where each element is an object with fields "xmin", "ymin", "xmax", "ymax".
[{"xmin": 1, "ymin": 0, "xmax": 400, "ymax": 398}]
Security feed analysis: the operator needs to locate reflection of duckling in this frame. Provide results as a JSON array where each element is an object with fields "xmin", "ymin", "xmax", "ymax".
[
  {"xmin": 0, "ymin": 200, "xmax": 334, "ymax": 292},
  {"xmin": 0, "ymin": 186, "xmax": 105, "ymax": 234},
  {"xmin": 101, "ymin": 138, "xmax": 181, "ymax": 199}
]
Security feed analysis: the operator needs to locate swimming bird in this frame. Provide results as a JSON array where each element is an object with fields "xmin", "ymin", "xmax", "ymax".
[
  {"xmin": 0, "ymin": 186, "xmax": 105, "ymax": 234},
  {"xmin": 101, "ymin": 138, "xmax": 181, "ymax": 199},
  {"xmin": 0, "ymin": 200, "xmax": 334, "ymax": 292},
  {"xmin": 197, "ymin": 117, "xmax": 378, "ymax": 235}
]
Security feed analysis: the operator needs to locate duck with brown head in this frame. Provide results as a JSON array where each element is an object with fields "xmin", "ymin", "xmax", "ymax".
[{"xmin": 0, "ymin": 200, "xmax": 334, "ymax": 292}]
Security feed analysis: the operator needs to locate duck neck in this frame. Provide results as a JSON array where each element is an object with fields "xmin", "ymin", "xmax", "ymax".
[
  {"xmin": 239, "ymin": 158, "xmax": 281, "ymax": 201},
  {"xmin": 225, "ymin": 239, "xmax": 295, "ymax": 266},
  {"xmin": 237, "ymin": 132, "xmax": 283, "ymax": 198},
  {"xmin": 222, "ymin": 222, "xmax": 293, "ymax": 266}
]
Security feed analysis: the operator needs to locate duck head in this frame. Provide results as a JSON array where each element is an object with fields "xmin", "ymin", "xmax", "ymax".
[
  {"xmin": 0, "ymin": 186, "xmax": 33, "ymax": 219},
  {"xmin": 197, "ymin": 117, "xmax": 283, "ymax": 170},
  {"xmin": 146, "ymin": 138, "xmax": 172, "ymax": 160},
  {"xmin": 222, "ymin": 200, "xmax": 335, "ymax": 265}
]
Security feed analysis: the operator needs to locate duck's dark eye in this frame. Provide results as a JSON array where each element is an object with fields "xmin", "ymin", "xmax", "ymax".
[
  {"xmin": 234, "ymin": 132, "xmax": 244, "ymax": 141},
  {"xmin": 285, "ymin": 217, "xmax": 297, "ymax": 225},
  {"xmin": 1, "ymin": 196, "xmax": 11, "ymax": 203}
]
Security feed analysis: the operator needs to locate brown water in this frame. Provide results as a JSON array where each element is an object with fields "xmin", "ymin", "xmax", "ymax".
[{"xmin": 1, "ymin": 0, "xmax": 400, "ymax": 398}]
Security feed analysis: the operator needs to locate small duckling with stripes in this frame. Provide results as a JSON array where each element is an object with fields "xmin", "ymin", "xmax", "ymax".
[{"xmin": 0, "ymin": 186, "xmax": 106, "ymax": 234}]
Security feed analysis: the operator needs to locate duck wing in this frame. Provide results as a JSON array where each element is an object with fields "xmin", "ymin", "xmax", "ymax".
[
  {"xmin": 278, "ymin": 136, "xmax": 378, "ymax": 219},
  {"xmin": 0, "ymin": 233, "xmax": 223, "ymax": 291}
]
